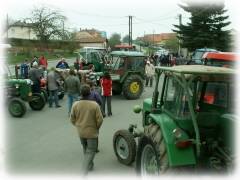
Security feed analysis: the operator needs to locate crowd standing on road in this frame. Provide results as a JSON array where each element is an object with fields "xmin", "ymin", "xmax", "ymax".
[{"xmin": 15, "ymin": 52, "xmax": 163, "ymax": 175}]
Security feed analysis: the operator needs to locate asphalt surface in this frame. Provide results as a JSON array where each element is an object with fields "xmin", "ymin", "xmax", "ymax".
[{"xmin": 5, "ymin": 84, "xmax": 155, "ymax": 177}]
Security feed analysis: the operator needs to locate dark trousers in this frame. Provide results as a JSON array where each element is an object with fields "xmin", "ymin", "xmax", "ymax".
[
  {"xmin": 32, "ymin": 81, "xmax": 41, "ymax": 93},
  {"xmin": 80, "ymin": 138, "xmax": 98, "ymax": 175},
  {"xmin": 102, "ymin": 96, "xmax": 112, "ymax": 116},
  {"xmin": 145, "ymin": 76, "xmax": 153, "ymax": 87},
  {"xmin": 48, "ymin": 89, "xmax": 59, "ymax": 107}
]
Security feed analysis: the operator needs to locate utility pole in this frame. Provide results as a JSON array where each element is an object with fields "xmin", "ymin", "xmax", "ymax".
[
  {"xmin": 6, "ymin": 14, "xmax": 9, "ymax": 38},
  {"xmin": 178, "ymin": 14, "xmax": 182, "ymax": 56},
  {"xmin": 128, "ymin": 15, "xmax": 133, "ymax": 46},
  {"xmin": 62, "ymin": 20, "xmax": 65, "ymax": 40},
  {"xmin": 153, "ymin": 30, "xmax": 155, "ymax": 46}
]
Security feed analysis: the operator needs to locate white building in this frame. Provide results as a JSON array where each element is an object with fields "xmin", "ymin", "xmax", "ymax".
[{"xmin": 4, "ymin": 21, "xmax": 38, "ymax": 40}]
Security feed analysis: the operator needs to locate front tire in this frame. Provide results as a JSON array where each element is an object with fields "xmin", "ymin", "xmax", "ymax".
[
  {"xmin": 136, "ymin": 124, "xmax": 169, "ymax": 175},
  {"xmin": 8, "ymin": 98, "xmax": 26, "ymax": 117},
  {"xmin": 113, "ymin": 130, "xmax": 136, "ymax": 165},
  {"xmin": 29, "ymin": 93, "xmax": 45, "ymax": 110},
  {"xmin": 122, "ymin": 74, "xmax": 143, "ymax": 100}
]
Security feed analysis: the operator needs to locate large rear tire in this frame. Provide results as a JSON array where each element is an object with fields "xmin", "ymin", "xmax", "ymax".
[
  {"xmin": 112, "ymin": 82, "xmax": 122, "ymax": 95},
  {"xmin": 29, "ymin": 93, "xmax": 45, "ymax": 110},
  {"xmin": 8, "ymin": 98, "xmax": 26, "ymax": 117},
  {"xmin": 122, "ymin": 74, "xmax": 144, "ymax": 100},
  {"xmin": 136, "ymin": 124, "xmax": 169, "ymax": 175},
  {"xmin": 113, "ymin": 130, "xmax": 136, "ymax": 165},
  {"xmin": 41, "ymin": 89, "xmax": 48, "ymax": 102}
]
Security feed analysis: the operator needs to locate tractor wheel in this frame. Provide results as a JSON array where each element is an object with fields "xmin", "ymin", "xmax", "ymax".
[
  {"xmin": 8, "ymin": 98, "xmax": 26, "ymax": 117},
  {"xmin": 136, "ymin": 124, "xmax": 169, "ymax": 175},
  {"xmin": 113, "ymin": 130, "xmax": 136, "ymax": 165},
  {"xmin": 122, "ymin": 74, "xmax": 143, "ymax": 100},
  {"xmin": 41, "ymin": 89, "xmax": 48, "ymax": 102},
  {"xmin": 29, "ymin": 93, "xmax": 45, "ymax": 110},
  {"xmin": 112, "ymin": 82, "xmax": 122, "ymax": 95}
]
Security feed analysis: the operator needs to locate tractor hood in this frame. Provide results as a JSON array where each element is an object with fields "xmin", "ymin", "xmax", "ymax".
[
  {"xmin": 7, "ymin": 79, "xmax": 32, "ymax": 85},
  {"xmin": 143, "ymin": 98, "xmax": 152, "ymax": 112}
]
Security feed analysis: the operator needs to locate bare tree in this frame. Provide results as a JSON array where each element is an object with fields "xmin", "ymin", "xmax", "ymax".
[{"xmin": 28, "ymin": 6, "xmax": 66, "ymax": 41}]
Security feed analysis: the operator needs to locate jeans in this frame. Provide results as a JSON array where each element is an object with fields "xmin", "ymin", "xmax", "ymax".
[
  {"xmin": 80, "ymin": 138, "xmax": 98, "ymax": 175},
  {"xmin": 67, "ymin": 94, "xmax": 79, "ymax": 114},
  {"xmin": 145, "ymin": 76, "xmax": 153, "ymax": 87},
  {"xmin": 48, "ymin": 90, "xmax": 59, "ymax": 107},
  {"xmin": 102, "ymin": 96, "xmax": 112, "ymax": 116}
]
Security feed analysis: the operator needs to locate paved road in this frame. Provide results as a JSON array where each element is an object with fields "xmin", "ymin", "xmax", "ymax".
[{"xmin": 5, "ymin": 85, "xmax": 155, "ymax": 176}]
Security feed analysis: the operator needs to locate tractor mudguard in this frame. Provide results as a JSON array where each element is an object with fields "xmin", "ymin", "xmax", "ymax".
[
  {"xmin": 149, "ymin": 113, "xmax": 196, "ymax": 167},
  {"xmin": 120, "ymin": 71, "xmax": 144, "ymax": 83}
]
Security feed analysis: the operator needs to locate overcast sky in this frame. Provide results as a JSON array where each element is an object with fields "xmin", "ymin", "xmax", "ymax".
[{"xmin": 1, "ymin": 0, "xmax": 239, "ymax": 39}]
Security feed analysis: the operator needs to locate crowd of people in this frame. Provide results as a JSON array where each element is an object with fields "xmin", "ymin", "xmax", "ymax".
[
  {"xmin": 15, "ymin": 51, "xmax": 178, "ymax": 175},
  {"xmin": 16, "ymin": 55, "xmax": 113, "ymax": 175}
]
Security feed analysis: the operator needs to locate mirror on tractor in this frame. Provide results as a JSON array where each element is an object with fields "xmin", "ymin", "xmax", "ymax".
[{"xmin": 133, "ymin": 105, "xmax": 142, "ymax": 113}]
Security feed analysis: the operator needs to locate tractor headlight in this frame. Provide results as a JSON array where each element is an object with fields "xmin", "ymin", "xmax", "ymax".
[
  {"xmin": 26, "ymin": 79, "xmax": 32, "ymax": 85},
  {"xmin": 28, "ymin": 92, "xmax": 32, "ymax": 97},
  {"xmin": 15, "ymin": 84, "xmax": 19, "ymax": 88},
  {"xmin": 172, "ymin": 128, "xmax": 182, "ymax": 139}
]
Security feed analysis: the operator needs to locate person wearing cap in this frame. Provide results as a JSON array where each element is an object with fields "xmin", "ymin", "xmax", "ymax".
[
  {"xmin": 145, "ymin": 60, "xmax": 155, "ymax": 87},
  {"xmin": 28, "ymin": 61, "xmax": 42, "ymax": 93}
]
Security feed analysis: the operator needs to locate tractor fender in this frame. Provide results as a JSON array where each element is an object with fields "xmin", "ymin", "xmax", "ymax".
[
  {"xmin": 148, "ymin": 113, "xmax": 196, "ymax": 167},
  {"xmin": 120, "ymin": 71, "xmax": 144, "ymax": 83}
]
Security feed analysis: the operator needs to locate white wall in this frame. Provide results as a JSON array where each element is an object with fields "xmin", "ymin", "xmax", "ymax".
[{"xmin": 6, "ymin": 26, "xmax": 37, "ymax": 40}]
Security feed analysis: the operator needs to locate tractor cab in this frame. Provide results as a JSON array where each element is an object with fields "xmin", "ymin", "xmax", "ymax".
[
  {"xmin": 113, "ymin": 65, "xmax": 236, "ymax": 175},
  {"xmin": 107, "ymin": 51, "xmax": 146, "ymax": 99}
]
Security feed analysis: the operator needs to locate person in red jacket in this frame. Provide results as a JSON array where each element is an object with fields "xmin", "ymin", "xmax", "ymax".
[
  {"xmin": 100, "ymin": 71, "xmax": 112, "ymax": 117},
  {"xmin": 39, "ymin": 55, "xmax": 48, "ymax": 69}
]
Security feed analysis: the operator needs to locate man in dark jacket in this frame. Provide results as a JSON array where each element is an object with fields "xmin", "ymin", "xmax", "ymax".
[
  {"xmin": 47, "ymin": 67, "xmax": 61, "ymax": 108},
  {"xmin": 64, "ymin": 69, "xmax": 81, "ymax": 115},
  {"xmin": 28, "ymin": 61, "xmax": 42, "ymax": 93}
]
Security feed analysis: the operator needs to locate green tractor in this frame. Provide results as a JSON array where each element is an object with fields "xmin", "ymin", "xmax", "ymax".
[
  {"xmin": 6, "ymin": 78, "xmax": 46, "ymax": 117},
  {"xmin": 76, "ymin": 49, "xmax": 146, "ymax": 99},
  {"xmin": 107, "ymin": 51, "xmax": 146, "ymax": 99},
  {"xmin": 113, "ymin": 65, "xmax": 235, "ymax": 174}
]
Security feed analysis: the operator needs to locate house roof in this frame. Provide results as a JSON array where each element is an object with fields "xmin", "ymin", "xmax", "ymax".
[
  {"xmin": 139, "ymin": 33, "xmax": 176, "ymax": 43},
  {"xmin": 74, "ymin": 29, "xmax": 106, "ymax": 43},
  {"xmin": 9, "ymin": 21, "xmax": 34, "ymax": 28}
]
